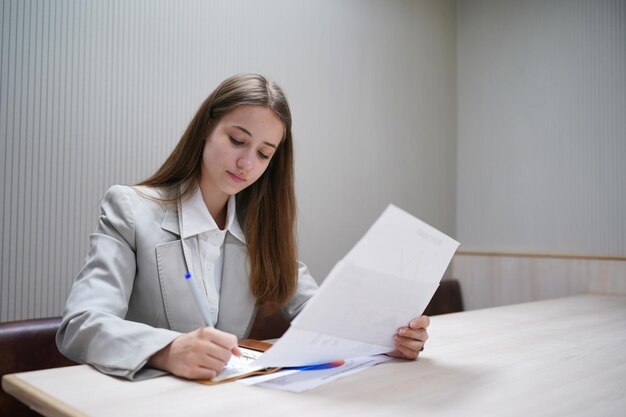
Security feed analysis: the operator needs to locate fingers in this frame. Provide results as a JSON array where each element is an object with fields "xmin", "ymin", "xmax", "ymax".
[
  {"xmin": 231, "ymin": 345, "xmax": 242, "ymax": 357},
  {"xmin": 394, "ymin": 332, "xmax": 427, "ymax": 358},
  {"xmin": 392, "ymin": 342, "xmax": 421, "ymax": 360},
  {"xmin": 209, "ymin": 328, "xmax": 242, "ymax": 358},
  {"xmin": 409, "ymin": 315, "xmax": 430, "ymax": 330},
  {"xmin": 391, "ymin": 315, "xmax": 430, "ymax": 360},
  {"xmin": 199, "ymin": 327, "xmax": 239, "ymax": 354},
  {"xmin": 397, "ymin": 328, "xmax": 428, "ymax": 345},
  {"xmin": 192, "ymin": 328, "xmax": 239, "ymax": 372},
  {"xmin": 150, "ymin": 327, "xmax": 240, "ymax": 380},
  {"xmin": 196, "ymin": 327, "xmax": 238, "ymax": 363}
]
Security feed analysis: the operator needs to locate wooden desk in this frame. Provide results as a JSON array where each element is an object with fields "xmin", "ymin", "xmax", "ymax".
[{"xmin": 3, "ymin": 294, "xmax": 626, "ymax": 417}]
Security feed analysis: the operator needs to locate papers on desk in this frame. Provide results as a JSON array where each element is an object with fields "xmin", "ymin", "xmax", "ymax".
[
  {"xmin": 208, "ymin": 347, "xmax": 276, "ymax": 383},
  {"xmin": 253, "ymin": 204, "xmax": 459, "ymax": 368},
  {"xmin": 240, "ymin": 355, "xmax": 393, "ymax": 392}
]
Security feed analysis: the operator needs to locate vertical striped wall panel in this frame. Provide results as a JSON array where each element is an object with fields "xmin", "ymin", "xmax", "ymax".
[
  {"xmin": 457, "ymin": 0, "xmax": 626, "ymax": 257},
  {"xmin": 0, "ymin": 0, "xmax": 193, "ymax": 321},
  {"xmin": 0, "ymin": 0, "xmax": 457, "ymax": 321}
]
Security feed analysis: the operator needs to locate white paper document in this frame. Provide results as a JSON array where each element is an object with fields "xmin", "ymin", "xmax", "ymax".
[
  {"xmin": 241, "ymin": 355, "xmax": 393, "ymax": 392},
  {"xmin": 253, "ymin": 204, "xmax": 459, "ymax": 368},
  {"xmin": 210, "ymin": 347, "xmax": 266, "ymax": 383}
]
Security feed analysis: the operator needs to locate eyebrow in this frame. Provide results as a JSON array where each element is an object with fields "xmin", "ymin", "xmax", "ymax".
[{"xmin": 234, "ymin": 125, "xmax": 278, "ymax": 149}]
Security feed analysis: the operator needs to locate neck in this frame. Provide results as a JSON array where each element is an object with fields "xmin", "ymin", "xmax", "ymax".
[
  {"xmin": 207, "ymin": 196, "xmax": 228, "ymax": 230},
  {"xmin": 198, "ymin": 182, "xmax": 229, "ymax": 230}
]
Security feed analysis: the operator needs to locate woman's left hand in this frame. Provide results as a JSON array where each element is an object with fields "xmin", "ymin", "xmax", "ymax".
[{"xmin": 387, "ymin": 315, "xmax": 430, "ymax": 360}]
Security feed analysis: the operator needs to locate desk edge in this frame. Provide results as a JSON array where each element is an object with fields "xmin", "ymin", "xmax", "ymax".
[{"xmin": 2, "ymin": 373, "xmax": 90, "ymax": 417}]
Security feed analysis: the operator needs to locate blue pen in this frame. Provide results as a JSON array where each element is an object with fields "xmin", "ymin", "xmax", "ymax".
[
  {"xmin": 185, "ymin": 272, "xmax": 212, "ymax": 327},
  {"xmin": 185, "ymin": 271, "xmax": 242, "ymax": 358}
]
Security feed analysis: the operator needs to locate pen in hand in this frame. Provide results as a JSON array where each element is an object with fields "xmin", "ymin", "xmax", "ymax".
[{"xmin": 185, "ymin": 272, "xmax": 241, "ymax": 358}]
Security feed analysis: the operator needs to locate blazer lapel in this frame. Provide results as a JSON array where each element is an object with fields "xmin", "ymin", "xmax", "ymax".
[
  {"xmin": 161, "ymin": 203, "xmax": 179, "ymax": 235},
  {"xmin": 158, "ymin": 194, "xmax": 256, "ymax": 337},
  {"xmin": 215, "ymin": 234, "xmax": 257, "ymax": 339},
  {"xmin": 156, "ymin": 202, "xmax": 213, "ymax": 332}
]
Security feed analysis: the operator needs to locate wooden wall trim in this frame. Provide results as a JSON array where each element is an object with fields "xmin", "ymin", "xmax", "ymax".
[
  {"xmin": 452, "ymin": 252, "xmax": 626, "ymax": 311},
  {"xmin": 456, "ymin": 250, "xmax": 626, "ymax": 262}
]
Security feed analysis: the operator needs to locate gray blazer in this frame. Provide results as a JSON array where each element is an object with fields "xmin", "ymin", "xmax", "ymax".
[{"xmin": 56, "ymin": 185, "xmax": 318, "ymax": 380}]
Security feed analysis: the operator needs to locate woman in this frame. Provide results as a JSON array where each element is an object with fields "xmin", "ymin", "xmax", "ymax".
[{"xmin": 56, "ymin": 73, "xmax": 429, "ymax": 381}]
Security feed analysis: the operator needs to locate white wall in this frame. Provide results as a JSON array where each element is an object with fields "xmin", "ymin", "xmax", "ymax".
[
  {"xmin": 454, "ymin": 0, "xmax": 626, "ymax": 310},
  {"xmin": 0, "ymin": 0, "xmax": 457, "ymax": 321},
  {"xmin": 457, "ymin": 0, "xmax": 626, "ymax": 257}
]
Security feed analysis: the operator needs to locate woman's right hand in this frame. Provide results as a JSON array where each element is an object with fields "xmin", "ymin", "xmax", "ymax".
[{"xmin": 148, "ymin": 327, "xmax": 241, "ymax": 380}]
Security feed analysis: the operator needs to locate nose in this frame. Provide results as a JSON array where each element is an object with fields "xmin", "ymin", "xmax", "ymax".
[{"xmin": 237, "ymin": 151, "xmax": 253, "ymax": 173}]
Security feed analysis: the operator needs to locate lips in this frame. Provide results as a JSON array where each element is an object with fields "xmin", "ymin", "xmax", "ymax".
[{"xmin": 227, "ymin": 171, "xmax": 246, "ymax": 183}]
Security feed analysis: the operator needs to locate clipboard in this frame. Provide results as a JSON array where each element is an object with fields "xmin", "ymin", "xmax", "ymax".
[{"xmin": 198, "ymin": 339, "xmax": 281, "ymax": 385}]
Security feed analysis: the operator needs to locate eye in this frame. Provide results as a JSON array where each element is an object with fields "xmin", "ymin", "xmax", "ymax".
[
  {"xmin": 258, "ymin": 151, "xmax": 270, "ymax": 160},
  {"xmin": 229, "ymin": 136, "xmax": 243, "ymax": 146}
]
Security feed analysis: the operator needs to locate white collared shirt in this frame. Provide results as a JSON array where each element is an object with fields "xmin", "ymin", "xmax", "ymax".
[{"xmin": 180, "ymin": 187, "xmax": 244, "ymax": 325}]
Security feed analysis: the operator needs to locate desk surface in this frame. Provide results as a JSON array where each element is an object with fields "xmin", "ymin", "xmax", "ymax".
[{"xmin": 4, "ymin": 294, "xmax": 626, "ymax": 417}]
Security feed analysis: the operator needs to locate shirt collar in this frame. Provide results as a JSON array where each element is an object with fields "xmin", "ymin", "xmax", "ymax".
[{"xmin": 180, "ymin": 186, "xmax": 245, "ymax": 243}]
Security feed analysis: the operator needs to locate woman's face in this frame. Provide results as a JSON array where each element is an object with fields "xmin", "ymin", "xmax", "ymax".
[{"xmin": 199, "ymin": 105, "xmax": 284, "ymax": 201}]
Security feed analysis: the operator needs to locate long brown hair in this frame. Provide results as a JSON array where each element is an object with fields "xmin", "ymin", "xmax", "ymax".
[{"xmin": 138, "ymin": 73, "xmax": 297, "ymax": 308}]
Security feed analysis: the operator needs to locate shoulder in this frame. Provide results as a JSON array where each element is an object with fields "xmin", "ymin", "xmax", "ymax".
[
  {"xmin": 103, "ymin": 184, "xmax": 161, "ymax": 199},
  {"xmin": 97, "ymin": 185, "xmax": 174, "ymax": 245},
  {"xmin": 99, "ymin": 185, "xmax": 170, "ymax": 226},
  {"xmin": 102, "ymin": 184, "xmax": 135, "ymax": 202},
  {"xmin": 101, "ymin": 185, "xmax": 167, "ymax": 209}
]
